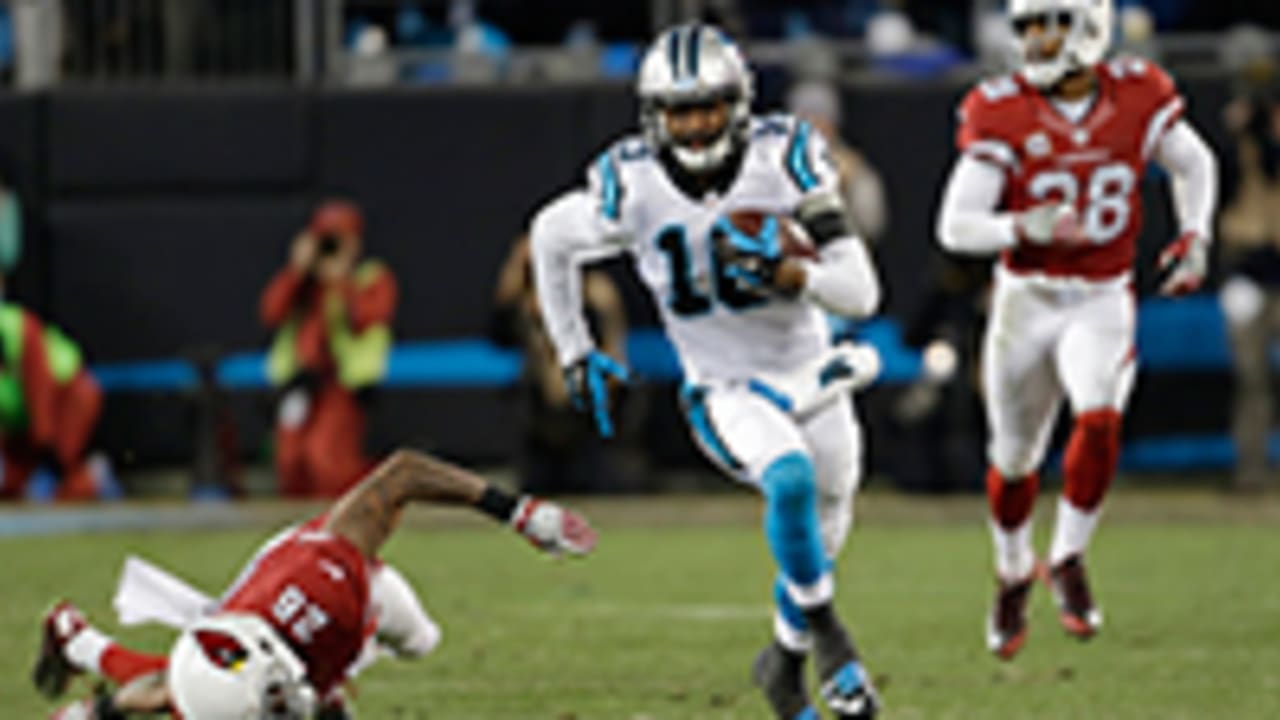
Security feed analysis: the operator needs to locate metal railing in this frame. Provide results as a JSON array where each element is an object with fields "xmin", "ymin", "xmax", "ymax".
[{"xmin": 6, "ymin": 0, "xmax": 308, "ymax": 87}]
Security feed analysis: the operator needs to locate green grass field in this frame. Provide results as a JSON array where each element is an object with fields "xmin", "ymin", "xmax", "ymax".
[{"xmin": 2, "ymin": 489, "xmax": 1277, "ymax": 719}]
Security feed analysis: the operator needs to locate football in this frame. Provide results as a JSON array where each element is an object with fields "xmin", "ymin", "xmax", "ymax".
[{"xmin": 724, "ymin": 209, "xmax": 818, "ymax": 259}]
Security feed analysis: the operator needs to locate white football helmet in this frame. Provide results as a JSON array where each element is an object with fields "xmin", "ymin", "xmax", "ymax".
[
  {"xmin": 1008, "ymin": 0, "xmax": 1113, "ymax": 87},
  {"xmin": 168, "ymin": 614, "xmax": 315, "ymax": 719},
  {"xmin": 637, "ymin": 23, "xmax": 753, "ymax": 173}
]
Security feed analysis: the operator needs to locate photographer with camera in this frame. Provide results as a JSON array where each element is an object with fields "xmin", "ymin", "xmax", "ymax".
[{"xmin": 260, "ymin": 199, "xmax": 398, "ymax": 498}]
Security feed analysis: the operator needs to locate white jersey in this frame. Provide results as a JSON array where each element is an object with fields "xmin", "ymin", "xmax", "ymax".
[{"xmin": 532, "ymin": 114, "xmax": 879, "ymax": 384}]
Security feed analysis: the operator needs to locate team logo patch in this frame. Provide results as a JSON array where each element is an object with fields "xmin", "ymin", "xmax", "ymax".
[
  {"xmin": 1025, "ymin": 132, "xmax": 1051, "ymax": 158},
  {"xmin": 194, "ymin": 629, "xmax": 249, "ymax": 672}
]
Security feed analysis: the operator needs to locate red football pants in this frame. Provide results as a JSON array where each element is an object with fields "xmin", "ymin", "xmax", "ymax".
[
  {"xmin": 1, "ymin": 370, "xmax": 102, "ymax": 501},
  {"xmin": 274, "ymin": 381, "xmax": 369, "ymax": 498}
]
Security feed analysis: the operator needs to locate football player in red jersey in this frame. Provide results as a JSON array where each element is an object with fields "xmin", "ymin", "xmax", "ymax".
[
  {"xmin": 935, "ymin": 0, "xmax": 1217, "ymax": 659},
  {"xmin": 33, "ymin": 449, "xmax": 597, "ymax": 719}
]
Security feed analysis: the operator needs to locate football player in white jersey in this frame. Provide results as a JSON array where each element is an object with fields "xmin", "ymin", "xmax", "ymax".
[{"xmin": 529, "ymin": 23, "xmax": 883, "ymax": 720}]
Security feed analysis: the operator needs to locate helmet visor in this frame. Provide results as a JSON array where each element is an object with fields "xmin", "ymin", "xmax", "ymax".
[{"xmin": 1012, "ymin": 10, "xmax": 1075, "ymax": 65}]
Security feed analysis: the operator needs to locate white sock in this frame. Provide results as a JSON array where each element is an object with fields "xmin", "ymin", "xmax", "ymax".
[
  {"xmin": 64, "ymin": 626, "xmax": 111, "ymax": 675},
  {"xmin": 989, "ymin": 518, "xmax": 1036, "ymax": 582},
  {"xmin": 1050, "ymin": 495, "xmax": 1101, "ymax": 567},
  {"xmin": 785, "ymin": 571, "xmax": 834, "ymax": 610},
  {"xmin": 773, "ymin": 611, "xmax": 812, "ymax": 653}
]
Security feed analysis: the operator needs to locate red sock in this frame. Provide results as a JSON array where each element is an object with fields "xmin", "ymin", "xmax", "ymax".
[
  {"xmin": 101, "ymin": 644, "xmax": 168, "ymax": 685},
  {"xmin": 1062, "ymin": 409, "xmax": 1122, "ymax": 511},
  {"xmin": 986, "ymin": 467, "xmax": 1039, "ymax": 530}
]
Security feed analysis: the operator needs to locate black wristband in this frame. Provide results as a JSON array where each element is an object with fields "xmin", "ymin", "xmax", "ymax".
[
  {"xmin": 799, "ymin": 208, "xmax": 853, "ymax": 248},
  {"xmin": 476, "ymin": 485, "xmax": 519, "ymax": 523},
  {"xmin": 94, "ymin": 693, "xmax": 127, "ymax": 720}
]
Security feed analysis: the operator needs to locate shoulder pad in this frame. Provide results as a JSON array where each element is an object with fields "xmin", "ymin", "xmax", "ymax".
[
  {"xmin": 751, "ymin": 113, "xmax": 794, "ymax": 140},
  {"xmin": 955, "ymin": 76, "xmax": 1030, "ymax": 165},
  {"xmin": 781, "ymin": 117, "xmax": 826, "ymax": 193},
  {"xmin": 959, "ymin": 76, "xmax": 1026, "ymax": 121},
  {"xmin": 609, "ymin": 135, "xmax": 652, "ymax": 164},
  {"xmin": 1112, "ymin": 59, "xmax": 1186, "ymax": 159},
  {"xmin": 1103, "ymin": 56, "xmax": 1178, "ymax": 98},
  {"xmin": 957, "ymin": 77, "xmax": 1025, "ymax": 135},
  {"xmin": 588, "ymin": 137, "xmax": 643, "ymax": 223},
  {"xmin": 974, "ymin": 75, "xmax": 1024, "ymax": 105}
]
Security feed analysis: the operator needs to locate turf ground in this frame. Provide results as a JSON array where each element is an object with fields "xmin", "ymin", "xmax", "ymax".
[{"xmin": 2, "ymin": 488, "xmax": 1277, "ymax": 719}]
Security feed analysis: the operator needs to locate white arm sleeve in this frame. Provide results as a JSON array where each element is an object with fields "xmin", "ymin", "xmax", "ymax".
[
  {"xmin": 529, "ymin": 190, "xmax": 627, "ymax": 367},
  {"xmin": 935, "ymin": 154, "xmax": 1019, "ymax": 255},
  {"xmin": 799, "ymin": 236, "xmax": 881, "ymax": 318},
  {"xmin": 785, "ymin": 123, "xmax": 881, "ymax": 318},
  {"xmin": 1153, "ymin": 119, "xmax": 1218, "ymax": 241}
]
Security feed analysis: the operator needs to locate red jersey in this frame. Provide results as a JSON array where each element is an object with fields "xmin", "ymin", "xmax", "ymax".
[
  {"xmin": 956, "ymin": 58, "xmax": 1185, "ymax": 280},
  {"xmin": 219, "ymin": 517, "xmax": 373, "ymax": 694}
]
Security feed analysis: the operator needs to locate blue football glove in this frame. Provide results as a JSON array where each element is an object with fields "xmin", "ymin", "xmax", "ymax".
[
  {"xmin": 564, "ymin": 351, "xmax": 630, "ymax": 438},
  {"xmin": 713, "ymin": 214, "xmax": 783, "ymax": 290}
]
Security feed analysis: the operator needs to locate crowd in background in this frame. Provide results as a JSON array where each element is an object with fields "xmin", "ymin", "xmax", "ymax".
[
  {"xmin": 0, "ymin": 1, "xmax": 1274, "ymax": 87},
  {"xmin": 0, "ymin": 2, "xmax": 1276, "ymax": 500}
]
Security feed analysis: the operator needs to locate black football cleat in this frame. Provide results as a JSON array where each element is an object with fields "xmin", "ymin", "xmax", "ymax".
[
  {"xmin": 1048, "ymin": 555, "xmax": 1103, "ymax": 639},
  {"xmin": 986, "ymin": 573, "xmax": 1035, "ymax": 660},
  {"xmin": 33, "ymin": 601, "xmax": 88, "ymax": 700},
  {"xmin": 806, "ymin": 605, "xmax": 879, "ymax": 719},
  {"xmin": 751, "ymin": 640, "xmax": 816, "ymax": 719}
]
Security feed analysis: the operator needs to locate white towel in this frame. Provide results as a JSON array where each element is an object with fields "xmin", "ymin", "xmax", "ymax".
[{"xmin": 113, "ymin": 555, "xmax": 215, "ymax": 629}]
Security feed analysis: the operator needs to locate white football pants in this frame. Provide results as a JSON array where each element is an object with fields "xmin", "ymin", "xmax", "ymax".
[
  {"xmin": 982, "ymin": 267, "xmax": 1137, "ymax": 479},
  {"xmin": 683, "ymin": 381, "xmax": 864, "ymax": 557}
]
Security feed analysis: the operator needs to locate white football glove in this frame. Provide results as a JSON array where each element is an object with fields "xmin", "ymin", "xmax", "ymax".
[
  {"xmin": 752, "ymin": 341, "xmax": 882, "ymax": 419},
  {"xmin": 510, "ymin": 497, "xmax": 598, "ymax": 557},
  {"xmin": 1158, "ymin": 231, "xmax": 1209, "ymax": 297},
  {"xmin": 1016, "ymin": 202, "xmax": 1087, "ymax": 247}
]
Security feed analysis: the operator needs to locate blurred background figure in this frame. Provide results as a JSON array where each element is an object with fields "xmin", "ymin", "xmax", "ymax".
[
  {"xmin": 887, "ymin": 257, "xmax": 989, "ymax": 493},
  {"xmin": 0, "ymin": 0, "xmax": 1269, "ymax": 496},
  {"xmin": 1218, "ymin": 25, "xmax": 1280, "ymax": 493},
  {"xmin": 185, "ymin": 347, "xmax": 243, "ymax": 500},
  {"xmin": 260, "ymin": 199, "xmax": 398, "ymax": 498},
  {"xmin": 786, "ymin": 79, "xmax": 888, "ymax": 243},
  {"xmin": 0, "ymin": 176, "xmax": 20, "ymax": 298},
  {"xmin": 489, "ymin": 234, "xmax": 639, "ymax": 495},
  {"xmin": 0, "ymin": 301, "xmax": 113, "ymax": 502}
]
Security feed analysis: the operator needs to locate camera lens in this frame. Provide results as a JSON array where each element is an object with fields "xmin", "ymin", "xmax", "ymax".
[{"xmin": 318, "ymin": 235, "xmax": 341, "ymax": 256}]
